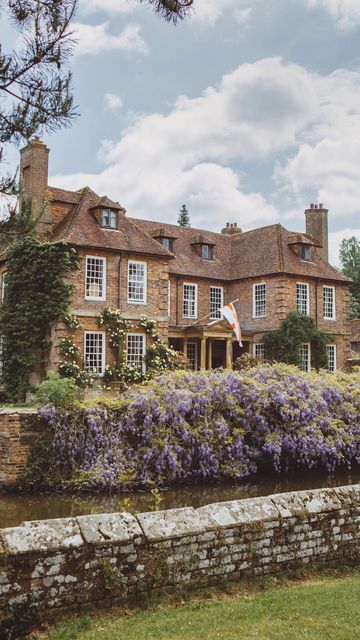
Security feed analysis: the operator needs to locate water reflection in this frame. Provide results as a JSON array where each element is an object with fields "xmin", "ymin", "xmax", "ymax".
[{"xmin": 1, "ymin": 466, "xmax": 359, "ymax": 528}]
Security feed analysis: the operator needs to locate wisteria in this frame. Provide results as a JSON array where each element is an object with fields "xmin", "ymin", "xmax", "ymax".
[{"xmin": 37, "ymin": 364, "xmax": 360, "ymax": 492}]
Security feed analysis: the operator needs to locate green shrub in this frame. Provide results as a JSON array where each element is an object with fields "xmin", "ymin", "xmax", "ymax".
[{"xmin": 35, "ymin": 374, "xmax": 82, "ymax": 408}]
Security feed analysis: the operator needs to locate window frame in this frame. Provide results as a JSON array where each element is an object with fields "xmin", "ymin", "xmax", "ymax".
[
  {"xmin": 84, "ymin": 331, "xmax": 106, "ymax": 376},
  {"xmin": 126, "ymin": 333, "xmax": 146, "ymax": 373},
  {"xmin": 299, "ymin": 342, "xmax": 311, "ymax": 372},
  {"xmin": 85, "ymin": 256, "xmax": 106, "ymax": 301},
  {"xmin": 326, "ymin": 344, "xmax": 336, "ymax": 372},
  {"xmin": 299, "ymin": 244, "xmax": 312, "ymax": 262},
  {"xmin": 253, "ymin": 343, "xmax": 265, "ymax": 360},
  {"xmin": 186, "ymin": 341, "xmax": 198, "ymax": 371},
  {"xmin": 101, "ymin": 208, "xmax": 118, "ymax": 230},
  {"xmin": 183, "ymin": 282, "xmax": 198, "ymax": 319},
  {"xmin": 296, "ymin": 282, "xmax": 310, "ymax": 316},
  {"xmin": 209, "ymin": 285, "xmax": 224, "ymax": 320},
  {"xmin": 127, "ymin": 260, "xmax": 147, "ymax": 305},
  {"xmin": 253, "ymin": 282, "xmax": 266, "ymax": 318},
  {"xmin": 323, "ymin": 285, "xmax": 336, "ymax": 320},
  {"xmin": 160, "ymin": 237, "xmax": 174, "ymax": 253},
  {"xmin": 200, "ymin": 244, "xmax": 213, "ymax": 260}
]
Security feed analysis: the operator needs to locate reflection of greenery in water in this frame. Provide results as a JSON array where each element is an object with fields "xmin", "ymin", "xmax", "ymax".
[{"xmin": 1, "ymin": 466, "xmax": 359, "ymax": 528}]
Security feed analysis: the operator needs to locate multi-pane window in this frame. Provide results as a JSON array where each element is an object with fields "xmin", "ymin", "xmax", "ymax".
[
  {"xmin": 84, "ymin": 332, "xmax": 105, "ymax": 375},
  {"xmin": 210, "ymin": 286, "xmax": 224, "ymax": 320},
  {"xmin": 323, "ymin": 286, "xmax": 335, "ymax": 320},
  {"xmin": 253, "ymin": 283, "xmax": 266, "ymax": 318},
  {"xmin": 126, "ymin": 334, "xmax": 146, "ymax": 371},
  {"xmin": 85, "ymin": 256, "xmax": 106, "ymax": 300},
  {"xmin": 161, "ymin": 237, "xmax": 174, "ymax": 252},
  {"xmin": 200, "ymin": 244, "xmax": 213, "ymax": 260},
  {"xmin": 299, "ymin": 343, "xmax": 311, "ymax": 372},
  {"xmin": 183, "ymin": 283, "xmax": 197, "ymax": 318},
  {"xmin": 128, "ymin": 261, "xmax": 147, "ymax": 304},
  {"xmin": 101, "ymin": 209, "xmax": 118, "ymax": 229},
  {"xmin": 186, "ymin": 342, "xmax": 198, "ymax": 371},
  {"xmin": 299, "ymin": 244, "xmax": 312, "ymax": 261},
  {"xmin": 253, "ymin": 343, "xmax": 265, "ymax": 360},
  {"xmin": 326, "ymin": 344, "xmax": 336, "ymax": 372},
  {"xmin": 296, "ymin": 282, "xmax": 309, "ymax": 315}
]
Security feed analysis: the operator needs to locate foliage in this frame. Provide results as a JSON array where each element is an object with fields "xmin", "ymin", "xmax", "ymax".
[
  {"xmin": 63, "ymin": 313, "xmax": 82, "ymax": 330},
  {"xmin": 177, "ymin": 204, "xmax": 191, "ymax": 227},
  {"xmin": 33, "ymin": 364, "xmax": 360, "ymax": 492},
  {"xmin": 340, "ymin": 236, "xmax": 360, "ymax": 318},
  {"xmin": 0, "ymin": 599, "xmax": 39, "ymax": 640},
  {"xmin": 140, "ymin": 0, "xmax": 193, "ymax": 23},
  {"xmin": 263, "ymin": 312, "xmax": 333, "ymax": 370},
  {"xmin": 58, "ymin": 362, "xmax": 92, "ymax": 388},
  {"xmin": 35, "ymin": 374, "xmax": 82, "ymax": 408},
  {"xmin": 0, "ymin": 236, "xmax": 79, "ymax": 401},
  {"xmin": 59, "ymin": 338, "xmax": 80, "ymax": 359},
  {"xmin": 234, "ymin": 353, "xmax": 262, "ymax": 371},
  {"xmin": 0, "ymin": 0, "xmax": 77, "ymax": 194}
]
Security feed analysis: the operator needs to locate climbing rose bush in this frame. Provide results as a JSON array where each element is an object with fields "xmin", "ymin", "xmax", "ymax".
[{"xmin": 37, "ymin": 364, "xmax": 360, "ymax": 491}]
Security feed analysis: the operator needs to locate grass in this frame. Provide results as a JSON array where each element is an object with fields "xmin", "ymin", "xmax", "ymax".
[{"xmin": 43, "ymin": 569, "xmax": 360, "ymax": 640}]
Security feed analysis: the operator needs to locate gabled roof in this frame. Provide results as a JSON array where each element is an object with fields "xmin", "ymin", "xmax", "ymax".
[
  {"xmin": 47, "ymin": 185, "xmax": 351, "ymax": 283},
  {"xmin": 50, "ymin": 187, "xmax": 172, "ymax": 258}
]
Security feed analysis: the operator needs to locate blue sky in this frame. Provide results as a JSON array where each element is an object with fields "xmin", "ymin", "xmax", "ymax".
[{"xmin": 3, "ymin": 0, "xmax": 360, "ymax": 263}]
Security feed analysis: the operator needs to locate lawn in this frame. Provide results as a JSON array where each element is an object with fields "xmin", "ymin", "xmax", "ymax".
[{"xmin": 45, "ymin": 571, "xmax": 360, "ymax": 640}]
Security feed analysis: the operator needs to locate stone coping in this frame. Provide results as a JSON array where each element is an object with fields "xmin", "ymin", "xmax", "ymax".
[{"xmin": 1, "ymin": 484, "xmax": 359, "ymax": 555}]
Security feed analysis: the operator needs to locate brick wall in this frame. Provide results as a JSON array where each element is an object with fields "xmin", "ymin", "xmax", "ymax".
[
  {"xmin": 0, "ymin": 410, "xmax": 43, "ymax": 487},
  {"xmin": 1, "ymin": 485, "xmax": 360, "ymax": 621}
]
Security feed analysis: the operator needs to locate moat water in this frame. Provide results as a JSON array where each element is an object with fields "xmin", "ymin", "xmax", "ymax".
[{"xmin": 1, "ymin": 466, "xmax": 360, "ymax": 528}]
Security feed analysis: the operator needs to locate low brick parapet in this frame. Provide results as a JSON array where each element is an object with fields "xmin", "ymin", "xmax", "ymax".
[
  {"xmin": 0, "ymin": 409, "xmax": 43, "ymax": 487},
  {"xmin": 1, "ymin": 484, "xmax": 360, "ymax": 621}
]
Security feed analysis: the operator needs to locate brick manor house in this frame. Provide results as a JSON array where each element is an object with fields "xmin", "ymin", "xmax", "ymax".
[{"xmin": 3, "ymin": 139, "xmax": 352, "ymax": 376}]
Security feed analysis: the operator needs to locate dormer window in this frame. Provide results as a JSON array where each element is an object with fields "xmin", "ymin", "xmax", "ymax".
[
  {"xmin": 160, "ymin": 237, "xmax": 175, "ymax": 253},
  {"xmin": 200, "ymin": 244, "xmax": 213, "ymax": 260},
  {"xmin": 299, "ymin": 244, "xmax": 312, "ymax": 261},
  {"xmin": 101, "ymin": 209, "xmax": 118, "ymax": 230}
]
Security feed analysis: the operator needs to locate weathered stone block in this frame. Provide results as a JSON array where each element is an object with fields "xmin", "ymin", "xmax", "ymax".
[
  {"xmin": 1, "ymin": 518, "xmax": 83, "ymax": 555},
  {"xmin": 76, "ymin": 512, "xmax": 143, "ymax": 545}
]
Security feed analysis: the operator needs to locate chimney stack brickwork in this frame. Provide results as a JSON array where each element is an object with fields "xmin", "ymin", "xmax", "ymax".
[
  {"xmin": 305, "ymin": 203, "xmax": 329, "ymax": 263},
  {"xmin": 19, "ymin": 138, "xmax": 52, "ymax": 235}
]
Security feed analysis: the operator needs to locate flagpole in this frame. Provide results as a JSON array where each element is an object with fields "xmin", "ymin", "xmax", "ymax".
[{"xmin": 191, "ymin": 299, "xmax": 240, "ymax": 326}]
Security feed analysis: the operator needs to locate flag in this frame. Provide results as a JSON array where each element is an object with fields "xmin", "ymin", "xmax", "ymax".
[{"xmin": 220, "ymin": 302, "xmax": 243, "ymax": 347}]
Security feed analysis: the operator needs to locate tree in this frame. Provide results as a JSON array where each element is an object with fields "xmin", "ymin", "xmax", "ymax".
[
  {"xmin": 339, "ymin": 236, "xmax": 360, "ymax": 318},
  {"xmin": 178, "ymin": 204, "xmax": 191, "ymax": 227},
  {"xmin": 263, "ymin": 312, "xmax": 333, "ymax": 371},
  {"xmin": 0, "ymin": 0, "xmax": 194, "ymax": 196}
]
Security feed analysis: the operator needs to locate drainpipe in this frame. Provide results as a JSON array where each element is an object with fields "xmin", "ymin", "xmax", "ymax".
[
  {"xmin": 118, "ymin": 253, "xmax": 122, "ymax": 308},
  {"xmin": 176, "ymin": 276, "xmax": 179, "ymax": 326},
  {"xmin": 315, "ymin": 279, "xmax": 320, "ymax": 328}
]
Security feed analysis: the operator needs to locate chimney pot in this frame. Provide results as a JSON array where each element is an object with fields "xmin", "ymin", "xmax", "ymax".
[{"xmin": 319, "ymin": 202, "xmax": 323, "ymax": 208}]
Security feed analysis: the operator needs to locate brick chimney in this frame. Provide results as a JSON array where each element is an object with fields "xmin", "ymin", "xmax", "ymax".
[
  {"xmin": 19, "ymin": 138, "xmax": 52, "ymax": 235},
  {"xmin": 304, "ymin": 203, "xmax": 328, "ymax": 263},
  {"xmin": 221, "ymin": 222, "xmax": 242, "ymax": 235}
]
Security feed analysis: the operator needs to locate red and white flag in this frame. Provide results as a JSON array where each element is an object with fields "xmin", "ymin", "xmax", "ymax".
[{"xmin": 220, "ymin": 302, "xmax": 243, "ymax": 347}]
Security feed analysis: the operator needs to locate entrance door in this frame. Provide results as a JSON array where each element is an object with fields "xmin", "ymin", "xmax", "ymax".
[{"xmin": 212, "ymin": 340, "xmax": 226, "ymax": 368}]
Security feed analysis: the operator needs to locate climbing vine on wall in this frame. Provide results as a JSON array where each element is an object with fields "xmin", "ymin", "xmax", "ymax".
[
  {"xmin": 263, "ymin": 311, "xmax": 333, "ymax": 370},
  {"xmin": 0, "ymin": 236, "xmax": 79, "ymax": 401}
]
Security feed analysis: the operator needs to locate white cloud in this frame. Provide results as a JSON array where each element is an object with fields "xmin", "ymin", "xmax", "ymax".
[
  {"xmin": 73, "ymin": 22, "xmax": 148, "ymax": 56},
  {"xmin": 305, "ymin": 0, "xmax": 360, "ymax": 29},
  {"xmin": 51, "ymin": 57, "xmax": 360, "ymax": 238},
  {"xmin": 192, "ymin": 0, "xmax": 257, "ymax": 26},
  {"xmin": 329, "ymin": 228, "xmax": 360, "ymax": 266},
  {"xmin": 104, "ymin": 93, "xmax": 123, "ymax": 111}
]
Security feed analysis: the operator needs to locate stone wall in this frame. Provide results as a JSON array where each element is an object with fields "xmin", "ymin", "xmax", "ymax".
[
  {"xmin": 1, "ymin": 484, "xmax": 360, "ymax": 621},
  {"xmin": 0, "ymin": 410, "xmax": 43, "ymax": 488}
]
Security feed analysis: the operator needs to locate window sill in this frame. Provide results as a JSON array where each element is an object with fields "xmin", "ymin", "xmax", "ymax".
[
  {"xmin": 85, "ymin": 297, "xmax": 106, "ymax": 302},
  {"xmin": 127, "ymin": 300, "xmax": 147, "ymax": 305}
]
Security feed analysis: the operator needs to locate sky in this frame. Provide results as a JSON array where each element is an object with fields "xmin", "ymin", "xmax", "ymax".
[{"xmin": 2, "ymin": 0, "xmax": 360, "ymax": 264}]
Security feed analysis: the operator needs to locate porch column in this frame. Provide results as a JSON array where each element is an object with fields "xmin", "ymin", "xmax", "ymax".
[
  {"xmin": 207, "ymin": 338, "xmax": 212, "ymax": 370},
  {"xmin": 183, "ymin": 338, "xmax": 188, "ymax": 355},
  {"xmin": 200, "ymin": 337, "xmax": 206, "ymax": 370},
  {"xmin": 226, "ymin": 338, "xmax": 233, "ymax": 369}
]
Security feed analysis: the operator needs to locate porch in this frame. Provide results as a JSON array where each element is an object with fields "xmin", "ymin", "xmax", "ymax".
[{"xmin": 169, "ymin": 321, "xmax": 250, "ymax": 370}]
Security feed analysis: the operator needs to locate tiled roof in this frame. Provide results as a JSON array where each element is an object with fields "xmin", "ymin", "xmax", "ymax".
[
  {"xmin": 131, "ymin": 219, "xmax": 232, "ymax": 280},
  {"xmin": 50, "ymin": 187, "xmax": 172, "ymax": 258},
  {"xmin": 47, "ymin": 185, "xmax": 351, "ymax": 282}
]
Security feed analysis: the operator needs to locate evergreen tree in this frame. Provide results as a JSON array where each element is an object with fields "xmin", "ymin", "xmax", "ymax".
[
  {"xmin": 339, "ymin": 236, "xmax": 360, "ymax": 318},
  {"xmin": 178, "ymin": 204, "xmax": 191, "ymax": 227}
]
